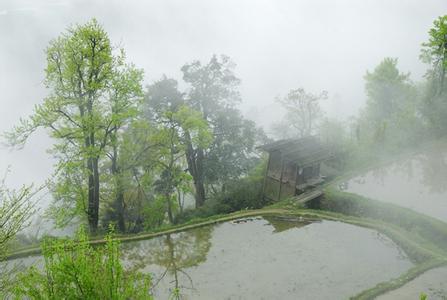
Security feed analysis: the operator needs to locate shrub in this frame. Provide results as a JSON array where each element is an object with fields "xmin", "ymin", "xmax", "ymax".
[
  {"xmin": 13, "ymin": 227, "xmax": 152, "ymax": 300},
  {"xmin": 217, "ymin": 177, "xmax": 266, "ymax": 211}
]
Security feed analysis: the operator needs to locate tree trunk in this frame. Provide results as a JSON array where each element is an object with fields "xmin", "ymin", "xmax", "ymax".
[
  {"xmin": 85, "ymin": 99, "xmax": 100, "ymax": 233},
  {"xmin": 166, "ymin": 193, "xmax": 174, "ymax": 224},
  {"xmin": 177, "ymin": 188, "xmax": 184, "ymax": 213},
  {"xmin": 185, "ymin": 147, "xmax": 206, "ymax": 208},
  {"xmin": 115, "ymin": 185, "xmax": 126, "ymax": 233},
  {"xmin": 193, "ymin": 178, "xmax": 206, "ymax": 208},
  {"xmin": 184, "ymin": 131, "xmax": 206, "ymax": 208},
  {"xmin": 111, "ymin": 142, "xmax": 126, "ymax": 233},
  {"xmin": 87, "ymin": 156, "xmax": 100, "ymax": 233},
  {"xmin": 166, "ymin": 234, "xmax": 180, "ymax": 300}
]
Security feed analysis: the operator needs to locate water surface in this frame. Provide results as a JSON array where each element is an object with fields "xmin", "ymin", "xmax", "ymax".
[
  {"xmin": 345, "ymin": 146, "xmax": 447, "ymax": 221},
  {"xmin": 377, "ymin": 266, "xmax": 447, "ymax": 300},
  {"xmin": 122, "ymin": 216, "xmax": 412, "ymax": 299}
]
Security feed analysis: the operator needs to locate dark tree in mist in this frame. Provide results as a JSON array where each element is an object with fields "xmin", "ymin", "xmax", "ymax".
[
  {"xmin": 181, "ymin": 55, "xmax": 240, "ymax": 207},
  {"xmin": 181, "ymin": 55, "xmax": 263, "ymax": 206},
  {"xmin": 144, "ymin": 76, "xmax": 211, "ymax": 218},
  {"xmin": 359, "ymin": 57, "xmax": 418, "ymax": 146}
]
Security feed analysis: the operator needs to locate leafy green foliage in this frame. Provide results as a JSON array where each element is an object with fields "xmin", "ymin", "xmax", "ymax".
[
  {"xmin": 5, "ymin": 19, "xmax": 144, "ymax": 232},
  {"xmin": 420, "ymin": 15, "xmax": 447, "ymax": 94},
  {"xmin": 181, "ymin": 55, "xmax": 265, "ymax": 206},
  {"xmin": 203, "ymin": 108, "xmax": 265, "ymax": 190},
  {"xmin": 144, "ymin": 76, "xmax": 212, "ymax": 223},
  {"xmin": 175, "ymin": 158, "xmax": 268, "ymax": 223},
  {"xmin": 419, "ymin": 15, "xmax": 447, "ymax": 135},
  {"xmin": 13, "ymin": 228, "xmax": 152, "ymax": 299},
  {"xmin": 214, "ymin": 157, "xmax": 268, "ymax": 211},
  {"xmin": 0, "ymin": 177, "xmax": 36, "ymax": 259},
  {"xmin": 101, "ymin": 120, "xmax": 159, "ymax": 233},
  {"xmin": 0, "ymin": 171, "xmax": 38, "ymax": 292}
]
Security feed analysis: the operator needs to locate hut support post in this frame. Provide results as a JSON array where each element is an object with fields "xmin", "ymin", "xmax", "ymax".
[
  {"xmin": 277, "ymin": 156, "xmax": 285, "ymax": 201},
  {"xmin": 262, "ymin": 153, "xmax": 272, "ymax": 201}
]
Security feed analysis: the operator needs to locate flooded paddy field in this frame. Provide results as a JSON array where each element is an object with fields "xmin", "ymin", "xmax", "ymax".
[
  {"xmin": 343, "ymin": 145, "xmax": 447, "ymax": 299},
  {"xmin": 345, "ymin": 146, "xmax": 447, "ymax": 222},
  {"xmin": 121, "ymin": 216, "xmax": 412, "ymax": 299},
  {"xmin": 377, "ymin": 266, "xmax": 447, "ymax": 300}
]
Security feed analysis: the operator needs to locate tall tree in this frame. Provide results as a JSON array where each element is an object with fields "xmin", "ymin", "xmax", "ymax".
[
  {"xmin": 181, "ymin": 55, "xmax": 241, "ymax": 207},
  {"xmin": 361, "ymin": 58, "xmax": 417, "ymax": 145},
  {"xmin": 203, "ymin": 107, "xmax": 264, "ymax": 194},
  {"xmin": 273, "ymin": 88, "xmax": 327, "ymax": 138},
  {"xmin": 106, "ymin": 62, "xmax": 144, "ymax": 232},
  {"xmin": 5, "ymin": 19, "xmax": 143, "ymax": 233},
  {"xmin": 101, "ymin": 120, "xmax": 160, "ymax": 233},
  {"xmin": 181, "ymin": 55, "xmax": 264, "ymax": 206},
  {"xmin": 145, "ymin": 77, "xmax": 212, "ymax": 221},
  {"xmin": 364, "ymin": 58, "xmax": 412, "ymax": 122}
]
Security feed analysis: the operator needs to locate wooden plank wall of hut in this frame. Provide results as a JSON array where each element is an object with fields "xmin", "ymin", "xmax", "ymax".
[
  {"xmin": 280, "ymin": 160, "xmax": 297, "ymax": 200},
  {"xmin": 263, "ymin": 150, "xmax": 324, "ymax": 201},
  {"xmin": 264, "ymin": 151, "xmax": 300, "ymax": 201},
  {"xmin": 264, "ymin": 150, "xmax": 282, "ymax": 201}
]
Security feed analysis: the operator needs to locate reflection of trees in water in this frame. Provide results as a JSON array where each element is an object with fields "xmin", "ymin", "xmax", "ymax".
[
  {"xmin": 353, "ymin": 157, "xmax": 415, "ymax": 187},
  {"xmin": 373, "ymin": 231, "xmax": 407, "ymax": 261},
  {"xmin": 121, "ymin": 226, "xmax": 213, "ymax": 299},
  {"xmin": 417, "ymin": 149, "xmax": 447, "ymax": 194},
  {"xmin": 1, "ymin": 256, "xmax": 43, "ymax": 293},
  {"xmin": 263, "ymin": 216, "xmax": 313, "ymax": 233},
  {"xmin": 370, "ymin": 166, "xmax": 388, "ymax": 186},
  {"xmin": 1, "ymin": 261, "xmax": 25, "ymax": 291},
  {"xmin": 392, "ymin": 157, "xmax": 414, "ymax": 181}
]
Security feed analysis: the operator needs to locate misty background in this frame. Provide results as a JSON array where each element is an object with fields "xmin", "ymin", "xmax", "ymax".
[{"xmin": 0, "ymin": 0, "xmax": 445, "ymax": 191}]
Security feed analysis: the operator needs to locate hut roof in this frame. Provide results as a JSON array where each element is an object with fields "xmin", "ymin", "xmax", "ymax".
[{"xmin": 258, "ymin": 136, "xmax": 331, "ymax": 166}]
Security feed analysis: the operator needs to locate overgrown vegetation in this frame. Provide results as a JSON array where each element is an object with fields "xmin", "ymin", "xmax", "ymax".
[
  {"xmin": 12, "ymin": 228, "xmax": 152, "ymax": 300},
  {"xmin": 174, "ymin": 157, "xmax": 268, "ymax": 223},
  {"xmin": 0, "ymin": 171, "xmax": 38, "ymax": 293}
]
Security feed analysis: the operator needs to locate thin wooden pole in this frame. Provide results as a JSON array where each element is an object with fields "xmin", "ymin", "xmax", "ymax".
[
  {"xmin": 262, "ymin": 152, "xmax": 271, "ymax": 201},
  {"xmin": 278, "ymin": 154, "xmax": 284, "ymax": 201}
]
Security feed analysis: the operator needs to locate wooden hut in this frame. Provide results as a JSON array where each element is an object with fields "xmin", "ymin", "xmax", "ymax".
[{"xmin": 259, "ymin": 136, "xmax": 330, "ymax": 202}]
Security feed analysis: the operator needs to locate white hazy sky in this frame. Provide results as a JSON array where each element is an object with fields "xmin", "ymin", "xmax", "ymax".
[{"xmin": 0, "ymin": 0, "xmax": 445, "ymax": 189}]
